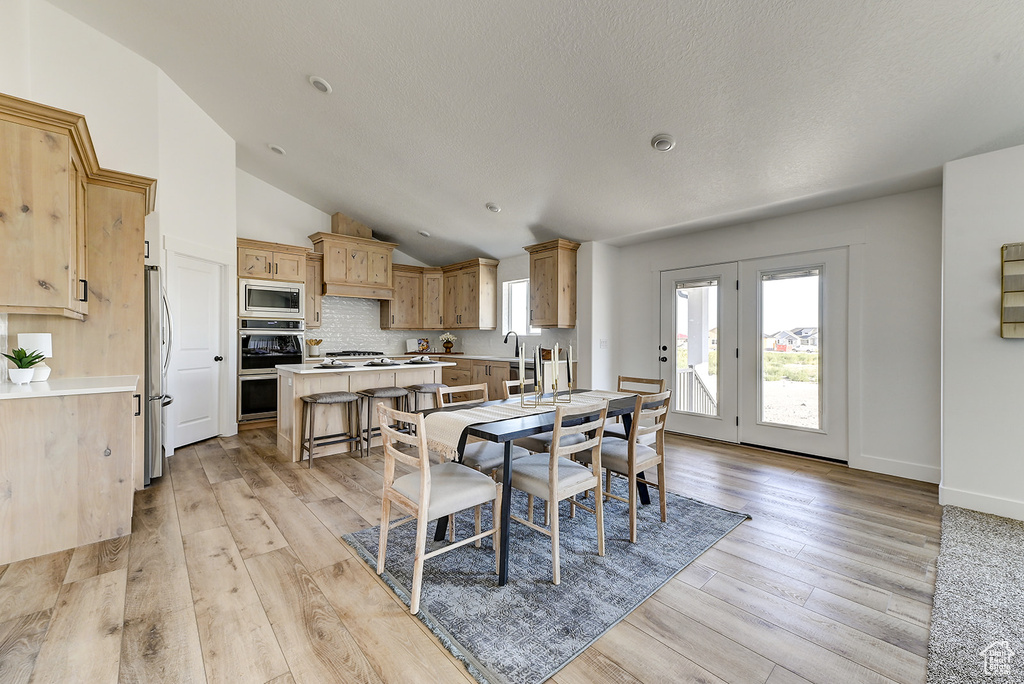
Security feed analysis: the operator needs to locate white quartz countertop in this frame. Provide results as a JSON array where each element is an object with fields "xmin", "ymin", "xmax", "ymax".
[
  {"xmin": 277, "ymin": 361, "xmax": 455, "ymax": 375},
  {"xmin": 398, "ymin": 354, "xmax": 529, "ymax": 364},
  {"xmin": 0, "ymin": 375, "xmax": 139, "ymax": 401}
]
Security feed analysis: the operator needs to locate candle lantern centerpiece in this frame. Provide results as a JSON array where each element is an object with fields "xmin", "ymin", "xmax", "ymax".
[{"xmin": 519, "ymin": 343, "xmax": 575, "ymax": 407}]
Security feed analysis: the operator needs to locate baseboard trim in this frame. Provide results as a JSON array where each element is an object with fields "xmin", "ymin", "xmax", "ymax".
[
  {"xmin": 848, "ymin": 453, "xmax": 940, "ymax": 484},
  {"xmin": 939, "ymin": 486, "xmax": 1024, "ymax": 521}
]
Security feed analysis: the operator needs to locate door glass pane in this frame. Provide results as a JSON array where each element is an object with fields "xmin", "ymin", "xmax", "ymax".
[
  {"xmin": 674, "ymin": 279, "xmax": 718, "ymax": 416},
  {"xmin": 760, "ymin": 268, "xmax": 820, "ymax": 429}
]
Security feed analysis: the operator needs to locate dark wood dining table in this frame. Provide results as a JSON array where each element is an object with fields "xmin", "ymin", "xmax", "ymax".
[{"xmin": 423, "ymin": 390, "xmax": 654, "ymax": 585}]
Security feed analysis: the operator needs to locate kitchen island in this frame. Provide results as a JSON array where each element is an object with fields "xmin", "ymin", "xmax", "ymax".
[{"xmin": 276, "ymin": 361, "xmax": 454, "ymax": 462}]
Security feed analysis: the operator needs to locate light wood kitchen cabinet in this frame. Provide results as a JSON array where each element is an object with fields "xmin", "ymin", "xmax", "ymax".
[
  {"xmin": 442, "ymin": 258, "xmax": 498, "ymax": 330},
  {"xmin": 0, "ymin": 109, "xmax": 91, "ymax": 319},
  {"xmin": 422, "ymin": 268, "xmax": 444, "ymax": 329},
  {"xmin": 380, "ymin": 264, "xmax": 422, "ymax": 329},
  {"xmin": 441, "ymin": 357, "xmax": 474, "ymax": 387},
  {"xmin": 472, "ymin": 359, "xmax": 511, "ymax": 399},
  {"xmin": 525, "ymin": 239, "xmax": 580, "ymax": 328},
  {"xmin": 309, "ymin": 232, "xmax": 397, "ymax": 300},
  {"xmin": 305, "ymin": 252, "xmax": 323, "ymax": 328},
  {"xmin": 237, "ymin": 238, "xmax": 307, "ymax": 283}
]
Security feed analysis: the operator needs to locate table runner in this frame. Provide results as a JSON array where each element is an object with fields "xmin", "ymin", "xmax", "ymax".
[{"xmin": 423, "ymin": 390, "xmax": 633, "ymax": 460}]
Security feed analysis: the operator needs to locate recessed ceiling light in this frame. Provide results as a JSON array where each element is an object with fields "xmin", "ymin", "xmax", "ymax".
[
  {"xmin": 309, "ymin": 76, "xmax": 332, "ymax": 94},
  {"xmin": 418, "ymin": 230, "xmax": 431, "ymax": 238},
  {"xmin": 651, "ymin": 134, "xmax": 675, "ymax": 152},
  {"xmin": 485, "ymin": 203, "xmax": 501, "ymax": 213}
]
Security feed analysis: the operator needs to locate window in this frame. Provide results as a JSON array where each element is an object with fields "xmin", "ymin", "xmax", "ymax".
[{"xmin": 502, "ymin": 279, "xmax": 540, "ymax": 335}]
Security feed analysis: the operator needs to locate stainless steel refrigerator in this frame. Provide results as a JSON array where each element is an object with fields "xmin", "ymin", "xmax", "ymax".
[{"xmin": 145, "ymin": 265, "xmax": 174, "ymax": 485}]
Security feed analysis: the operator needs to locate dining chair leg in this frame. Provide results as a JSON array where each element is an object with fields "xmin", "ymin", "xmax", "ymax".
[
  {"xmin": 595, "ymin": 483, "xmax": 605, "ymax": 557},
  {"xmin": 628, "ymin": 467, "xmax": 638, "ymax": 544},
  {"xmin": 658, "ymin": 460, "xmax": 668, "ymax": 523},
  {"xmin": 605, "ymin": 468, "xmax": 613, "ymax": 496},
  {"xmin": 550, "ymin": 502, "xmax": 560, "ymax": 586},
  {"xmin": 527, "ymin": 494, "xmax": 535, "ymax": 524},
  {"xmin": 448, "ymin": 514, "xmax": 455, "ymax": 542},
  {"xmin": 544, "ymin": 500, "xmax": 550, "ymax": 526},
  {"xmin": 410, "ymin": 513, "xmax": 430, "ymax": 615},
  {"xmin": 474, "ymin": 504, "xmax": 482, "ymax": 548},
  {"xmin": 569, "ymin": 495, "xmax": 577, "ymax": 519},
  {"xmin": 377, "ymin": 497, "xmax": 392, "ymax": 575}
]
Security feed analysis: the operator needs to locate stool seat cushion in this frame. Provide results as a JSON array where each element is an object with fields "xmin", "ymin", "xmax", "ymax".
[
  {"xmin": 302, "ymin": 391, "xmax": 360, "ymax": 404},
  {"xmin": 408, "ymin": 383, "xmax": 447, "ymax": 392},
  {"xmin": 359, "ymin": 386, "xmax": 409, "ymax": 399}
]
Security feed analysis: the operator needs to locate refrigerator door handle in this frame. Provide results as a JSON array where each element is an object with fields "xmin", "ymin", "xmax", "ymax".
[
  {"xmin": 161, "ymin": 395, "xmax": 174, "ymax": 407},
  {"xmin": 161, "ymin": 289, "xmax": 173, "ymax": 375}
]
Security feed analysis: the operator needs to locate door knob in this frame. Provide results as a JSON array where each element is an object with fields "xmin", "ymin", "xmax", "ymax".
[
  {"xmin": 659, "ymin": 356, "xmax": 668, "ymax": 362},
  {"xmin": 660, "ymin": 345, "xmax": 668, "ymax": 351},
  {"xmin": 214, "ymin": 355, "xmax": 224, "ymax": 362}
]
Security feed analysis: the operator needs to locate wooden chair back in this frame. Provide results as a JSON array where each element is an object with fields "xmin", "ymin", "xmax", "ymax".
[
  {"xmin": 617, "ymin": 375, "xmax": 666, "ymax": 395},
  {"xmin": 377, "ymin": 403, "xmax": 430, "ymax": 503},
  {"xmin": 627, "ymin": 390, "xmax": 671, "ymax": 449},
  {"xmin": 435, "ymin": 383, "xmax": 489, "ymax": 408},
  {"xmin": 501, "ymin": 378, "xmax": 536, "ymax": 400},
  {"xmin": 550, "ymin": 400, "xmax": 609, "ymax": 463}
]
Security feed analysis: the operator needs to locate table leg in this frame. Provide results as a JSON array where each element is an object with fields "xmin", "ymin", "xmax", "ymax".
[
  {"xmin": 498, "ymin": 440, "xmax": 513, "ymax": 586},
  {"xmin": 621, "ymin": 410, "xmax": 652, "ymax": 506}
]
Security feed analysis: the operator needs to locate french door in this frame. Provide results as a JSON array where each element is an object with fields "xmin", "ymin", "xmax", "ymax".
[{"xmin": 660, "ymin": 249, "xmax": 848, "ymax": 461}]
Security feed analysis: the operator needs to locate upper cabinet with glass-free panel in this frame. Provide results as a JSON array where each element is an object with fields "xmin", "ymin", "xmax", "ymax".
[
  {"xmin": 237, "ymin": 238, "xmax": 307, "ymax": 283},
  {"xmin": 441, "ymin": 258, "xmax": 498, "ymax": 330},
  {"xmin": 0, "ymin": 93, "xmax": 155, "ymax": 321},
  {"xmin": 525, "ymin": 239, "xmax": 579, "ymax": 328}
]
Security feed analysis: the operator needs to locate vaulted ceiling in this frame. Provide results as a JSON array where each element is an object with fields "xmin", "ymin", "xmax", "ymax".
[{"xmin": 49, "ymin": 0, "xmax": 1024, "ymax": 263}]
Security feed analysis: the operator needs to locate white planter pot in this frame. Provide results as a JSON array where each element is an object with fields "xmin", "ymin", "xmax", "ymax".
[
  {"xmin": 32, "ymin": 363, "xmax": 51, "ymax": 382},
  {"xmin": 8, "ymin": 368, "xmax": 34, "ymax": 385}
]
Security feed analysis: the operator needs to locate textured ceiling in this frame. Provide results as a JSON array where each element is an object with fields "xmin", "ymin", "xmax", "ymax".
[{"xmin": 47, "ymin": 0, "xmax": 1024, "ymax": 262}]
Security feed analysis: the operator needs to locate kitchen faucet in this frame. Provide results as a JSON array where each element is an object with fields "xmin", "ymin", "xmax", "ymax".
[{"xmin": 503, "ymin": 330, "xmax": 520, "ymax": 357}]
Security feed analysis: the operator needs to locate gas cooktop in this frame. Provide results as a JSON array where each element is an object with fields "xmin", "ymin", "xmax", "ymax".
[{"xmin": 325, "ymin": 350, "xmax": 384, "ymax": 357}]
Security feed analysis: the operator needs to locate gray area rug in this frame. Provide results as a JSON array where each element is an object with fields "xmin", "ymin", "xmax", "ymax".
[
  {"xmin": 343, "ymin": 478, "xmax": 749, "ymax": 684},
  {"xmin": 928, "ymin": 506, "xmax": 1024, "ymax": 683}
]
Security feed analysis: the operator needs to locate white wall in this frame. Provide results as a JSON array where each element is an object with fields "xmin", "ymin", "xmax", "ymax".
[
  {"xmin": 236, "ymin": 169, "xmax": 426, "ymax": 266},
  {"xmin": 942, "ymin": 144, "xmax": 1024, "ymax": 520},
  {"xmin": 577, "ymin": 242, "xmax": 620, "ymax": 391},
  {"xmin": 0, "ymin": 0, "xmax": 31, "ymax": 95},
  {"xmin": 615, "ymin": 188, "xmax": 943, "ymax": 482}
]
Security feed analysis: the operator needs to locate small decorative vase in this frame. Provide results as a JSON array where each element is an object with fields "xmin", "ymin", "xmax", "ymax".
[
  {"xmin": 8, "ymin": 368, "xmax": 34, "ymax": 385},
  {"xmin": 443, "ymin": 341, "xmax": 454, "ymax": 353},
  {"xmin": 32, "ymin": 363, "xmax": 51, "ymax": 382}
]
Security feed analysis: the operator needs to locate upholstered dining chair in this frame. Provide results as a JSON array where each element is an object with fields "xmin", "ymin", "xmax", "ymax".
[
  {"xmin": 434, "ymin": 384, "xmax": 531, "ymax": 475},
  {"xmin": 376, "ymin": 403, "xmax": 502, "ymax": 615},
  {"xmin": 605, "ymin": 375, "xmax": 667, "ymax": 443},
  {"xmin": 499, "ymin": 400, "xmax": 608, "ymax": 585},
  {"xmin": 506, "ymin": 374, "xmax": 587, "ymax": 454},
  {"xmin": 577, "ymin": 390, "xmax": 671, "ymax": 543}
]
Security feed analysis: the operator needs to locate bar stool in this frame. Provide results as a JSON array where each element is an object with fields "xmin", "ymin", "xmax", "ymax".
[
  {"xmin": 358, "ymin": 386, "xmax": 411, "ymax": 455},
  {"xmin": 407, "ymin": 383, "xmax": 447, "ymax": 412},
  {"xmin": 300, "ymin": 391, "xmax": 362, "ymax": 468}
]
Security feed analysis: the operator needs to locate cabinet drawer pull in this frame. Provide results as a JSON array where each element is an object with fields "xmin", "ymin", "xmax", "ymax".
[
  {"xmin": 133, "ymin": 393, "xmax": 141, "ymax": 416},
  {"xmin": 80, "ymin": 279, "xmax": 88, "ymax": 302}
]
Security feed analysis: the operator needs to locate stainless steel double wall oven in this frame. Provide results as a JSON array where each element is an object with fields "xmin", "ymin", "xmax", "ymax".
[{"xmin": 237, "ymin": 318, "xmax": 304, "ymax": 422}]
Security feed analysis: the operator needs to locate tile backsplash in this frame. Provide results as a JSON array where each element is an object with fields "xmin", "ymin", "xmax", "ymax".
[{"xmin": 306, "ymin": 297, "xmax": 576, "ymax": 357}]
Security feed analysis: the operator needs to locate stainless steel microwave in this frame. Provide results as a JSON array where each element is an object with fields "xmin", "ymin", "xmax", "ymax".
[{"xmin": 238, "ymin": 278, "xmax": 304, "ymax": 319}]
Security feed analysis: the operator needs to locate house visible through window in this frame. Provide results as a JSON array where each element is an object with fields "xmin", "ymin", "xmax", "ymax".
[{"xmin": 503, "ymin": 279, "xmax": 540, "ymax": 335}]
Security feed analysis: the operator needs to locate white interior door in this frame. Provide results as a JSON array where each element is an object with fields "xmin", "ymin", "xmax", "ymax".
[
  {"xmin": 167, "ymin": 251, "xmax": 223, "ymax": 448},
  {"xmin": 659, "ymin": 263, "xmax": 738, "ymax": 442},
  {"xmin": 738, "ymin": 249, "xmax": 848, "ymax": 460}
]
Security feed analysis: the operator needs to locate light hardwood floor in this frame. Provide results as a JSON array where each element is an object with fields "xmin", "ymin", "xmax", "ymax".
[{"xmin": 0, "ymin": 429, "xmax": 939, "ymax": 683}]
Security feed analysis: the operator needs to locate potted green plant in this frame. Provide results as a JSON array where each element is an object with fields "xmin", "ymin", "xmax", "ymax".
[{"xmin": 3, "ymin": 347, "xmax": 45, "ymax": 385}]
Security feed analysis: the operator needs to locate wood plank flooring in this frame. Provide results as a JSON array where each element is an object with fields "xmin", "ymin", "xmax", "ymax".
[{"xmin": 0, "ymin": 429, "xmax": 940, "ymax": 683}]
